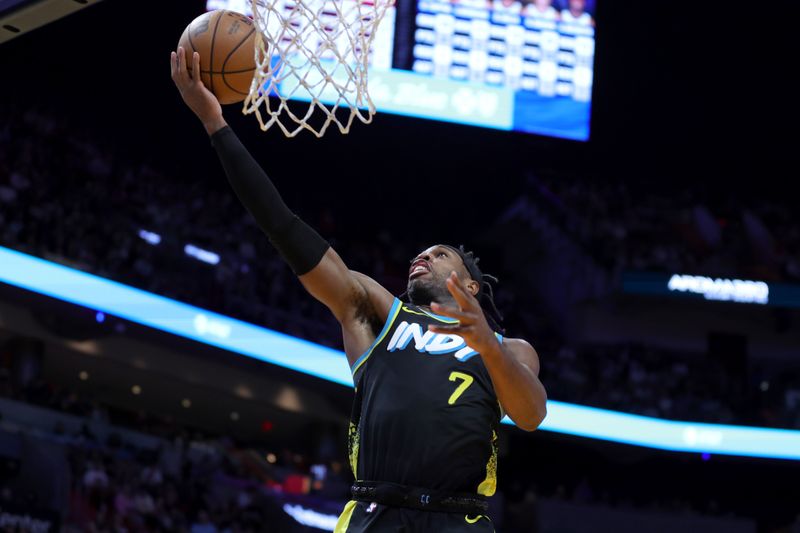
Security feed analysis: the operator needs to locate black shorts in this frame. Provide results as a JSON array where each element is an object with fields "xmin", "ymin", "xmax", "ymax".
[{"xmin": 335, "ymin": 500, "xmax": 495, "ymax": 533}]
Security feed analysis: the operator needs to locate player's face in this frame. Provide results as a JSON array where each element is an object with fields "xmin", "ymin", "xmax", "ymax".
[
  {"xmin": 569, "ymin": 0, "xmax": 585, "ymax": 10},
  {"xmin": 407, "ymin": 245, "xmax": 470, "ymax": 305}
]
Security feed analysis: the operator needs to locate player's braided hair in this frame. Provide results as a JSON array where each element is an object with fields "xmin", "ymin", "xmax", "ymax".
[{"xmin": 441, "ymin": 244, "xmax": 506, "ymax": 335}]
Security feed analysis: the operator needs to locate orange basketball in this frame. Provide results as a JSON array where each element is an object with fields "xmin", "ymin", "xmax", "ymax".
[{"xmin": 177, "ymin": 10, "xmax": 256, "ymax": 105}]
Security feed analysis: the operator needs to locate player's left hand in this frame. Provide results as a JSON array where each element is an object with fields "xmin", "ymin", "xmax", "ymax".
[{"xmin": 428, "ymin": 271, "xmax": 498, "ymax": 354}]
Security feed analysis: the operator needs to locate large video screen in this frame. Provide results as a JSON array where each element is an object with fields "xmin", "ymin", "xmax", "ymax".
[{"xmin": 207, "ymin": 0, "xmax": 595, "ymax": 140}]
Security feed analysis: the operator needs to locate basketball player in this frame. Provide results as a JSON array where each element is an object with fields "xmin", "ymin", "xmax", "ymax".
[{"xmin": 171, "ymin": 47, "xmax": 547, "ymax": 532}]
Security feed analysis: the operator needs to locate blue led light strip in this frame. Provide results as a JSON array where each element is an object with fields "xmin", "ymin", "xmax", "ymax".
[
  {"xmin": 0, "ymin": 246, "xmax": 352, "ymax": 386},
  {"xmin": 2, "ymin": 245, "xmax": 799, "ymax": 460}
]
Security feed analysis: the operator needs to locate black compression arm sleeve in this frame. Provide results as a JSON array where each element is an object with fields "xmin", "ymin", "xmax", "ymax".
[{"xmin": 210, "ymin": 126, "xmax": 330, "ymax": 275}]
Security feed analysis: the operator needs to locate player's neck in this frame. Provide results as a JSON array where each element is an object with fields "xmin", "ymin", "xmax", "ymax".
[{"xmin": 421, "ymin": 295, "xmax": 458, "ymax": 311}]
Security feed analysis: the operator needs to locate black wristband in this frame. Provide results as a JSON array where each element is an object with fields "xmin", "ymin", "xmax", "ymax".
[{"xmin": 210, "ymin": 126, "xmax": 329, "ymax": 275}]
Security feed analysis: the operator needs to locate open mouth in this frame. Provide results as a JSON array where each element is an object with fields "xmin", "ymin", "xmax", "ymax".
[{"xmin": 409, "ymin": 259, "xmax": 431, "ymax": 279}]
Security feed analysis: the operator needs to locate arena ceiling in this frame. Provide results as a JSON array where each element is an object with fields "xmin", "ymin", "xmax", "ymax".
[{"xmin": 0, "ymin": 0, "xmax": 103, "ymax": 44}]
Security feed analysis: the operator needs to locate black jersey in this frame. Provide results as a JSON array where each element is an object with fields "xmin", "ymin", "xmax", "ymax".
[{"xmin": 347, "ymin": 298, "xmax": 503, "ymax": 496}]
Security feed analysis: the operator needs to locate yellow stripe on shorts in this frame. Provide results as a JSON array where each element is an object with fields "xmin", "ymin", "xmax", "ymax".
[{"xmin": 334, "ymin": 500, "xmax": 357, "ymax": 532}]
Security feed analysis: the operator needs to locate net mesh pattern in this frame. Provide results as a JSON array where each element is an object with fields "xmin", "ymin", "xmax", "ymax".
[{"xmin": 244, "ymin": 0, "xmax": 394, "ymax": 137}]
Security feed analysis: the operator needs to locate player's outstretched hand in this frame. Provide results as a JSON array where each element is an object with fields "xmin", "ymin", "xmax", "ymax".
[
  {"xmin": 428, "ymin": 271, "xmax": 499, "ymax": 355},
  {"xmin": 170, "ymin": 47, "xmax": 227, "ymax": 135}
]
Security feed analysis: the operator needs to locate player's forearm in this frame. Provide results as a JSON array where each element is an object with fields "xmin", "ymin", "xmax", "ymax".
[
  {"xmin": 210, "ymin": 126, "xmax": 329, "ymax": 275},
  {"xmin": 481, "ymin": 342, "xmax": 547, "ymax": 431}
]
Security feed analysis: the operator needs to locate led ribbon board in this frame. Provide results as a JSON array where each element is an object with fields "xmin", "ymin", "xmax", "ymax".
[
  {"xmin": 2, "ymin": 245, "xmax": 799, "ymax": 460},
  {"xmin": 623, "ymin": 271, "xmax": 800, "ymax": 309}
]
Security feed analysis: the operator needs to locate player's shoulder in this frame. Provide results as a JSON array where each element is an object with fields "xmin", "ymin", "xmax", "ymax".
[
  {"xmin": 501, "ymin": 336, "xmax": 535, "ymax": 351},
  {"xmin": 499, "ymin": 336, "xmax": 541, "ymax": 371}
]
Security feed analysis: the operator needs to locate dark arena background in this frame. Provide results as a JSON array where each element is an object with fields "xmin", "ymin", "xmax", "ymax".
[{"xmin": 0, "ymin": 0, "xmax": 797, "ymax": 531}]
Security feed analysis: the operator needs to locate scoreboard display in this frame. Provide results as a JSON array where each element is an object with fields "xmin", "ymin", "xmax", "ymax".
[{"xmin": 207, "ymin": 0, "xmax": 596, "ymax": 140}]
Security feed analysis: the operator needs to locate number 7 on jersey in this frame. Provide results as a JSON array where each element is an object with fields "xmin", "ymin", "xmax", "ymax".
[{"xmin": 448, "ymin": 371, "xmax": 474, "ymax": 405}]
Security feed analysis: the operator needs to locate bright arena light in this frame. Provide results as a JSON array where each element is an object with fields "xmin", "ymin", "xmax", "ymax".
[
  {"xmin": 138, "ymin": 229, "xmax": 162, "ymax": 245},
  {"xmin": 184, "ymin": 244, "xmax": 220, "ymax": 265},
  {"xmin": 282, "ymin": 504, "xmax": 338, "ymax": 531}
]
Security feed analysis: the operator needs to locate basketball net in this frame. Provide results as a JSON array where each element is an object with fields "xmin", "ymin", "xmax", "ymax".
[{"xmin": 244, "ymin": 0, "xmax": 394, "ymax": 137}]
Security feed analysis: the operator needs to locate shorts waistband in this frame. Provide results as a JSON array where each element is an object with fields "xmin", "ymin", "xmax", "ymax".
[{"xmin": 351, "ymin": 480, "xmax": 489, "ymax": 515}]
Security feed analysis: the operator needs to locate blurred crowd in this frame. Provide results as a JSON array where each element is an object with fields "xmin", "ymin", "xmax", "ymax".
[
  {"xmin": 1, "ymin": 105, "xmax": 798, "ymax": 436},
  {"xmin": 0, "ymin": 366, "xmax": 350, "ymax": 532},
  {"xmin": 526, "ymin": 171, "xmax": 800, "ymax": 282},
  {"xmin": 538, "ymin": 342, "xmax": 800, "ymax": 429},
  {"xmin": 65, "ymin": 439, "xmax": 276, "ymax": 532}
]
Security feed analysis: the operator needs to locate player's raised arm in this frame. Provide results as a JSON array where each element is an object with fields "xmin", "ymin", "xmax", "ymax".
[{"xmin": 170, "ymin": 48, "xmax": 394, "ymax": 362}]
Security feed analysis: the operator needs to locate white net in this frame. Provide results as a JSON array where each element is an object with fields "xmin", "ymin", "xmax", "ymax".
[{"xmin": 244, "ymin": 0, "xmax": 394, "ymax": 137}]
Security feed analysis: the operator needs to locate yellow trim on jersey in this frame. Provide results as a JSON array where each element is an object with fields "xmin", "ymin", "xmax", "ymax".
[
  {"xmin": 401, "ymin": 304, "xmax": 460, "ymax": 324},
  {"xmin": 417, "ymin": 307, "xmax": 460, "ymax": 323},
  {"xmin": 334, "ymin": 500, "xmax": 357, "ymax": 532},
  {"xmin": 465, "ymin": 514, "xmax": 485, "ymax": 524},
  {"xmin": 400, "ymin": 305, "xmax": 429, "ymax": 317},
  {"xmin": 351, "ymin": 298, "xmax": 403, "ymax": 375},
  {"xmin": 477, "ymin": 430, "xmax": 498, "ymax": 496}
]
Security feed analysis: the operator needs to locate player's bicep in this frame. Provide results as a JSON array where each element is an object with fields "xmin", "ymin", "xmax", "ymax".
[
  {"xmin": 297, "ymin": 248, "xmax": 392, "ymax": 325},
  {"xmin": 297, "ymin": 248, "xmax": 363, "ymax": 322}
]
